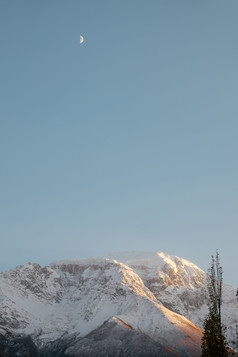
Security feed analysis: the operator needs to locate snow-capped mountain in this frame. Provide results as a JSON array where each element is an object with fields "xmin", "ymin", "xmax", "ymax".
[{"xmin": 0, "ymin": 251, "xmax": 237, "ymax": 356}]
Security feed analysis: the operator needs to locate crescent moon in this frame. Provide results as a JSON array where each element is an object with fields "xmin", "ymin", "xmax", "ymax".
[{"xmin": 80, "ymin": 35, "xmax": 84, "ymax": 44}]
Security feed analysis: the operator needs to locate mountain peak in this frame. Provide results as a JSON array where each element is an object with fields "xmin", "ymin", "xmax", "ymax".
[{"xmin": 0, "ymin": 251, "xmax": 237, "ymax": 356}]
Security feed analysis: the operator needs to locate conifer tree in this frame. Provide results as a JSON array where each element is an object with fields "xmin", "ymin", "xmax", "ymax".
[
  {"xmin": 235, "ymin": 289, "xmax": 238, "ymax": 352},
  {"xmin": 201, "ymin": 251, "xmax": 228, "ymax": 357}
]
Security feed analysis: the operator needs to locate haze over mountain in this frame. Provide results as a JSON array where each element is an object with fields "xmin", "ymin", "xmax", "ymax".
[{"xmin": 0, "ymin": 251, "xmax": 237, "ymax": 356}]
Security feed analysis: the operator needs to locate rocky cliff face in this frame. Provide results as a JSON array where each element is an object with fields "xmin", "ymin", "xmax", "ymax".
[{"xmin": 0, "ymin": 252, "xmax": 237, "ymax": 356}]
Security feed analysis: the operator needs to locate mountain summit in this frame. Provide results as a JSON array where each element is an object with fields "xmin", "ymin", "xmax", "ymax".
[{"xmin": 0, "ymin": 251, "xmax": 237, "ymax": 356}]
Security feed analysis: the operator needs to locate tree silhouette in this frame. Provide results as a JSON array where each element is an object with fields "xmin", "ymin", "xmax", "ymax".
[{"xmin": 201, "ymin": 251, "xmax": 228, "ymax": 357}]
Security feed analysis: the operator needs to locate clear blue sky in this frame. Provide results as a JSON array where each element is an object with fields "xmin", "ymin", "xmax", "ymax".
[{"xmin": 0, "ymin": 1, "xmax": 237, "ymax": 285}]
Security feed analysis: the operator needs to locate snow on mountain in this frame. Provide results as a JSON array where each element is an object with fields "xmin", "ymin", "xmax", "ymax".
[
  {"xmin": 0, "ymin": 251, "xmax": 237, "ymax": 356},
  {"xmin": 108, "ymin": 251, "xmax": 238, "ymax": 344},
  {"xmin": 107, "ymin": 251, "xmax": 207, "ymax": 324}
]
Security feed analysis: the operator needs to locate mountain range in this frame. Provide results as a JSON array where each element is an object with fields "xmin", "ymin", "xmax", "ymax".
[{"xmin": 0, "ymin": 251, "xmax": 237, "ymax": 356}]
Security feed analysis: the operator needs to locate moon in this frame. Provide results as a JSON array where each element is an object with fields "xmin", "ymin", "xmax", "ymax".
[{"xmin": 79, "ymin": 35, "xmax": 84, "ymax": 44}]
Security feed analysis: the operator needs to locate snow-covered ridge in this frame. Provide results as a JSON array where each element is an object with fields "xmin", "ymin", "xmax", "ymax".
[
  {"xmin": 0, "ymin": 251, "xmax": 237, "ymax": 356},
  {"xmin": 108, "ymin": 251, "xmax": 206, "ymax": 288}
]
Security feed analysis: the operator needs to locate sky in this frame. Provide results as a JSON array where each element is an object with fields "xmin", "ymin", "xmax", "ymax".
[{"xmin": 0, "ymin": 1, "xmax": 237, "ymax": 286}]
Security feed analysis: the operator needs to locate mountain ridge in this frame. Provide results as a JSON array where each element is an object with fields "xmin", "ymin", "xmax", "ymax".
[{"xmin": 0, "ymin": 251, "xmax": 237, "ymax": 356}]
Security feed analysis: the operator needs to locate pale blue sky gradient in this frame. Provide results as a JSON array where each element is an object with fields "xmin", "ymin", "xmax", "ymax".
[{"xmin": 0, "ymin": 1, "xmax": 237, "ymax": 285}]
